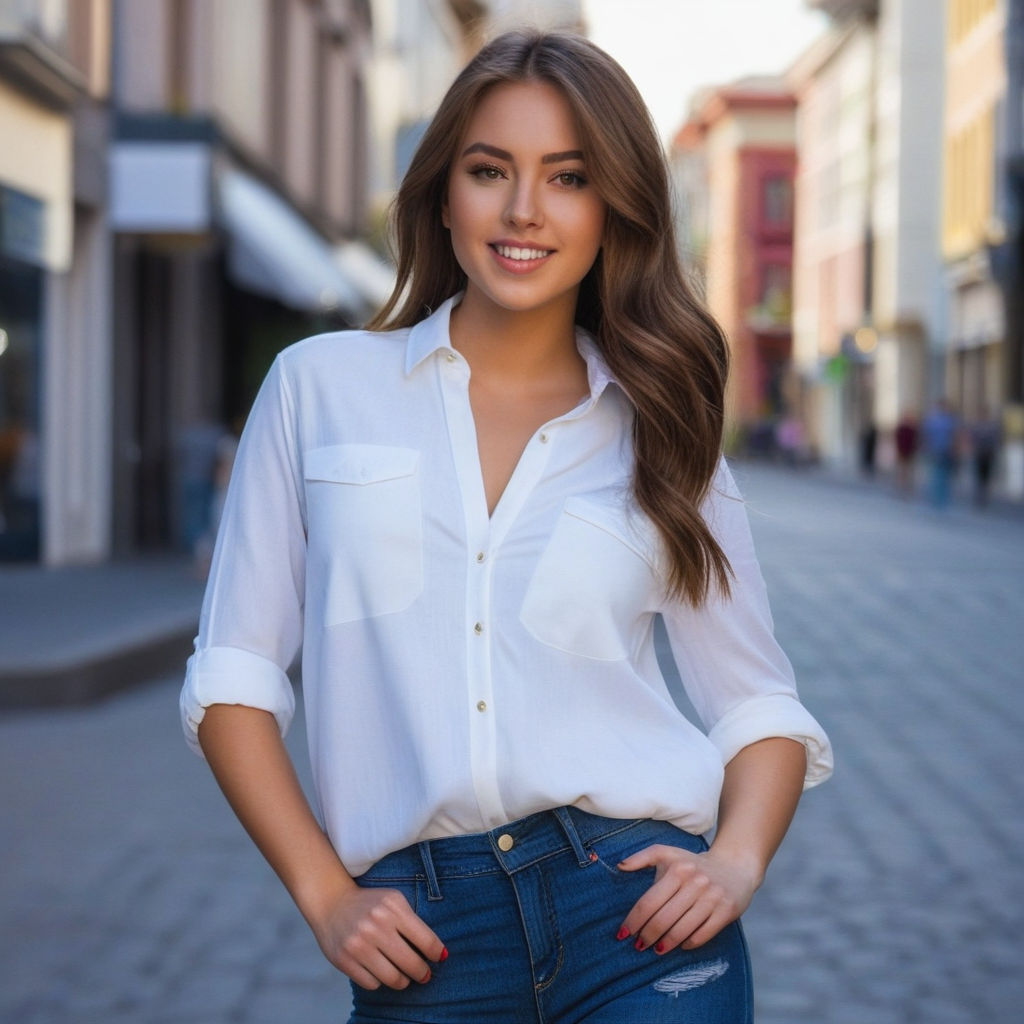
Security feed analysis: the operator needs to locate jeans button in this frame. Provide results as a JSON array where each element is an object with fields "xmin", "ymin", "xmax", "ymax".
[{"xmin": 497, "ymin": 833, "xmax": 514, "ymax": 852}]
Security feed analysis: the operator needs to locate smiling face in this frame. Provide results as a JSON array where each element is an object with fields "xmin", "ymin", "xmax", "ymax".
[{"xmin": 442, "ymin": 79, "xmax": 606, "ymax": 326}]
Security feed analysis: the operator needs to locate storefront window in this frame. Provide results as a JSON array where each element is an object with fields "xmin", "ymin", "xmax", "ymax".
[{"xmin": 0, "ymin": 255, "xmax": 43, "ymax": 560}]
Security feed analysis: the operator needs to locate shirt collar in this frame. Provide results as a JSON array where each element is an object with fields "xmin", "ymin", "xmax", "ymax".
[
  {"xmin": 404, "ymin": 295, "xmax": 461, "ymax": 375},
  {"xmin": 403, "ymin": 293, "xmax": 623, "ymax": 403}
]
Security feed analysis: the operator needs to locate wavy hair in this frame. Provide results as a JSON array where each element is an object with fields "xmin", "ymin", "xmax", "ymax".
[{"xmin": 368, "ymin": 30, "xmax": 732, "ymax": 605}]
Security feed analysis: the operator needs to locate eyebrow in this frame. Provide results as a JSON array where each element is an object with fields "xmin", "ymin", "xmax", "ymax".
[{"xmin": 461, "ymin": 142, "xmax": 585, "ymax": 164}]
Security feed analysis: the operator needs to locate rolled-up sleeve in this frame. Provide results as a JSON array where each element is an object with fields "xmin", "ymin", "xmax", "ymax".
[
  {"xmin": 661, "ymin": 460, "xmax": 833, "ymax": 789},
  {"xmin": 180, "ymin": 355, "xmax": 306, "ymax": 757}
]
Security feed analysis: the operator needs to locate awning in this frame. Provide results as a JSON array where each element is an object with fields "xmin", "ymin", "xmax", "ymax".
[
  {"xmin": 334, "ymin": 239, "xmax": 397, "ymax": 312},
  {"xmin": 216, "ymin": 168, "xmax": 363, "ymax": 316}
]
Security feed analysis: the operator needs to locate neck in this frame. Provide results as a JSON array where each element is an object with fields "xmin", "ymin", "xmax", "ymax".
[{"xmin": 449, "ymin": 294, "xmax": 582, "ymax": 383}]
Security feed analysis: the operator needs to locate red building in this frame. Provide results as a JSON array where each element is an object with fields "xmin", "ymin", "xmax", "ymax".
[{"xmin": 672, "ymin": 79, "xmax": 797, "ymax": 435}]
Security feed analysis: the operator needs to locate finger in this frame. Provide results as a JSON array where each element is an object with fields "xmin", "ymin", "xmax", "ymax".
[
  {"xmin": 359, "ymin": 947, "xmax": 417, "ymax": 991},
  {"xmin": 680, "ymin": 906, "xmax": 735, "ymax": 951},
  {"xmin": 398, "ymin": 911, "xmax": 448, "ymax": 964},
  {"xmin": 650, "ymin": 899, "xmax": 718, "ymax": 954},
  {"xmin": 632, "ymin": 889, "xmax": 697, "ymax": 951},
  {"xmin": 619, "ymin": 872, "xmax": 692, "ymax": 943},
  {"xmin": 615, "ymin": 843, "xmax": 670, "ymax": 872}
]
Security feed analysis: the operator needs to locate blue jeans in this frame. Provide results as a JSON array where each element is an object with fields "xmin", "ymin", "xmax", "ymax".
[{"xmin": 348, "ymin": 807, "xmax": 753, "ymax": 1023}]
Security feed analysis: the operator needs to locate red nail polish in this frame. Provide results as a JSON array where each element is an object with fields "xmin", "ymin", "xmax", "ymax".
[
  {"xmin": 634, "ymin": 937, "xmax": 645, "ymax": 951},
  {"xmin": 440, "ymin": 947, "xmax": 449, "ymax": 962},
  {"xmin": 655, "ymin": 941, "xmax": 666, "ymax": 954},
  {"xmin": 589, "ymin": 852, "xmax": 598, "ymax": 862},
  {"xmin": 616, "ymin": 926, "xmax": 630, "ymax": 941},
  {"xmin": 421, "ymin": 969, "xmax": 432, "ymax": 984}
]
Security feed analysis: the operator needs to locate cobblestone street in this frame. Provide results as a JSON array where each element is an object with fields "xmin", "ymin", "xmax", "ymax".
[{"xmin": 2, "ymin": 464, "xmax": 1022, "ymax": 1023}]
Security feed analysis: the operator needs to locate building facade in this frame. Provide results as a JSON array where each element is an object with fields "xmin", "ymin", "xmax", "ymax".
[
  {"xmin": 942, "ymin": 0, "xmax": 1024, "ymax": 498},
  {"xmin": 0, "ymin": 0, "xmax": 113, "ymax": 563},
  {"xmin": 671, "ymin": 78, "xmax": 798, "ymax": 435},
  {"xmin": 792, "ymin": 0, "xmax": 945, "ymax": 471},
  {"xmin": 108, "ymin": 0, "xmax": 377, "ymax": 558}
]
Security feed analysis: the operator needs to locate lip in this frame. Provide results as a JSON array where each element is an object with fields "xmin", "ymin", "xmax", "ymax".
[{"xmin": 488, "ymin": 241, "xmax": 554, "ymax": 273}]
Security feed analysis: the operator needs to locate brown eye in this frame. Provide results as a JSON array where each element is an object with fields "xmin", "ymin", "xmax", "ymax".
[
  {"xmin": 554, "ymin": 171, "xmax": 586, "ymax": 188},
  {"xmin": 471, "ymin": 164, "xmax": 505, "ymax": 181}
]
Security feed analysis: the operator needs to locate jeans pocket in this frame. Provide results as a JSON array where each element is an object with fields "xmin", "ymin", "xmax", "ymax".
[
  {"xmin": 354, "ymin": 875, "xmax": 422, "ymax": 918},
  {"xmin": 588, "ymin": 819, "xmax": 707, "ymax": 877}
]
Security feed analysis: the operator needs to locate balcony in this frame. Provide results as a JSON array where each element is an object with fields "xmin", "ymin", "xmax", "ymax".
[
  {"xmin": 0, "ymin": 0, "xmax": 84, "ymax": 108},
  {"xmin": 806, "ymin": 0, "xmax": 879, "ymax": 21}
]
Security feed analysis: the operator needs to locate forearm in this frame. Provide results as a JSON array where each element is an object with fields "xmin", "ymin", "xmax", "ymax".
[
  {"xmin": 197, "ymin": 704, "xmax": 356, "ymax": 926},
  {"xmin": 709, "ymin": 736, "xmax": 807, "ymax": 886}
]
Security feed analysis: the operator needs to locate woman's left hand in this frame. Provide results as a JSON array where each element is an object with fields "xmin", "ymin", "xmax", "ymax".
[{"xmin": 615, "ymin": 844, "xmax": 762, "ymax": 953}]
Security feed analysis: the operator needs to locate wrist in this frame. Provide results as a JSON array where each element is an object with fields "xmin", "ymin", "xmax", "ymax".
[
  {"xmin": 291, "ymin": 853, "xmax": 358, "ymax": 931},
  {"xmin": 706, "ymin": 838, "xmax": 767, "ymax": 890}
]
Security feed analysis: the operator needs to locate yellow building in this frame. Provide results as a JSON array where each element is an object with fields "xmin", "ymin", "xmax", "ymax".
[{"xmin": 942, "ymin": 0, "xmax": 1005, "ymax": 420}]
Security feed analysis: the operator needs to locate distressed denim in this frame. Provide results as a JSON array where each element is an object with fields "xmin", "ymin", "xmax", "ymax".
[{"xmin": 348, "ymin": 807, "xmax": 752, "ymax": 1024}]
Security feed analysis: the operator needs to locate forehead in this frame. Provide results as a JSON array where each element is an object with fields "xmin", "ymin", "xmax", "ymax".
[{"xmin": 460, "ymin": 80, "xmax": 583, "ymax": 150}]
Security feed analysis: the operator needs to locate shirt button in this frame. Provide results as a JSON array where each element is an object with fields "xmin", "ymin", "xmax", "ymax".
[
  {"xmin": 473, "ymin": 622, "xmax": 483, "ymax": 635},
  {"xmin": 476, "ymin": 700, "xmax": 487, "ymax": 712},
  {"xmin": 446, "ymin": 351, "xmax": 457, "ymax": 362},
  {"xmin": 497, "ymin": 833, "xmax": 514, "ymax": 852},
  {"xmin": 476, "ymin": 552, "xmax": 485, "ymax": 563},
  {"xmin": 539, "ymin": 432, "xmax": 549, "ymax": 443}
]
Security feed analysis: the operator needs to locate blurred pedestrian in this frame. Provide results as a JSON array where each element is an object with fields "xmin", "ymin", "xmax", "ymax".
[
  {"xmin": 859, "ymin": 421, "xmax": 878, "ymax": 477},
  {"xmin": 894, "ymin": 411, "xmax": 919, "ymax": 497},
  {"xmin": 969, "ymin": 407, "xmax": 1001, "ymax": 507},
  {"xmin": 181, "ymin": 31, "xmax": 831, "ymax": 1024},
  {"xmin": 921, "ymin": 398, "xmax": 959, "ymax": 508},
  {"xmin": 775, "ymin": 412, "xmax": 807, "ymax": 466},
  {"xmin": 192, "ymin": 417, "xmax": 242, "ymax": 577},
  {"xmin": 176, "ymin": 418, "xmax": 224, "ymax": 558}
]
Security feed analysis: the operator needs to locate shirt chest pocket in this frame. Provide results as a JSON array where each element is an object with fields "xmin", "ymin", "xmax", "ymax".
[
  {"xmin": 303, "ymin": 444, "xmax": 423, "ymax": 626},
  {"xmin": 519, "ymin": 497, "xmax": 661, "ymax": 661}
]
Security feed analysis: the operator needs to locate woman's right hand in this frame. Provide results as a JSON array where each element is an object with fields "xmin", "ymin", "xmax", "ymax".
[
  {"xmin": 310, "ymin": 883, "xmax": 448, "ymax": 990},
  {"xmin": 196, "ymin": 707, "xmax": 447, "ymax": 991}
]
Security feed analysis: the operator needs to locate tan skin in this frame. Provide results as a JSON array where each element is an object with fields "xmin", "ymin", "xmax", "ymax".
[{"xmin": 197, "ymin": 81, "xmax": 808, "ymax": 991}]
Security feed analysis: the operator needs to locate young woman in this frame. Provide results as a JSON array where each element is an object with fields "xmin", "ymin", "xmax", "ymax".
[{"xmin": 181, "ymin": 30, "xmax": 832, "ymax": 1023}]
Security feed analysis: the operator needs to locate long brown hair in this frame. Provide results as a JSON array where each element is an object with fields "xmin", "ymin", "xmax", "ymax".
[{"xmin": 369, "ymin": 30, "xmax": 732, "ymax": 605}]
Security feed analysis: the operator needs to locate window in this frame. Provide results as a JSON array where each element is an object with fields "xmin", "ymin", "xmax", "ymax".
[{"xmin": 763, "ymin": 175, "xmax": 793, "ymax": 230}]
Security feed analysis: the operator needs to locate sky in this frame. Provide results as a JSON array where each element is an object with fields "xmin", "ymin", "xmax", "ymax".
[{"xmin": 582, "ymin": 0, "xmax": 830, "ymax": 142}]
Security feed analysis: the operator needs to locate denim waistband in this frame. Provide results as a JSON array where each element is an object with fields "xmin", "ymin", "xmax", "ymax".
[{"xmin": 358, "ymin": 807, "xmax": 646, "ymax": 893}]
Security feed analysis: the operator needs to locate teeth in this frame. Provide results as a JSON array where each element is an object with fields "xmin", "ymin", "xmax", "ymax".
[{"xmin": 496, "ymin": 245, "xmax": 550, "ymax": 260}]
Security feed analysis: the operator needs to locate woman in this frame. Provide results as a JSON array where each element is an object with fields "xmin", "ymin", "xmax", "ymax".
[{"xmin": 181, "ymin": 30, "xmax": 832, "ymax": 1023}]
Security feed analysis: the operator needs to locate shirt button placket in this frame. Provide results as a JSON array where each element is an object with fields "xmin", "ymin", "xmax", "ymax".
[{"xmin": 468, "ymin": 529, "xmax": 505, "ymax": 824}]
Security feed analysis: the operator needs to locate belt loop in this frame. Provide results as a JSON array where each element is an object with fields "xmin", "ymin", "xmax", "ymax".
[
  {"xmin": 418, "ymin": 841, "xmax": 443, "ymax": 901},
  {"xmin": 552, "ymin": 806, "xmax": 591, "ymax": 867}
]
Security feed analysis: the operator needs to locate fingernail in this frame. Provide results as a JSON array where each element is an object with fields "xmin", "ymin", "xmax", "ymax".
[
  {"xmin": 634, "ymin": 937, "xmax": 645, "ymax": 951},
  {"xmin": 421, "ymin": 969, "xmax": 432, "ymax": 984},
  {"xmin": 654, "ymin": 941, "xmax": 666, "ymax": 954},
  {"xmin": 440, "ymin": 947, "xmax": 449, "ymax": 962},
  {"xmin": 616, "ymin": 926, "xmax": 630, "ymax": 941},
  {"xmin": 589, "ymin": 852, "xmax": 598, "ymax": 862}
]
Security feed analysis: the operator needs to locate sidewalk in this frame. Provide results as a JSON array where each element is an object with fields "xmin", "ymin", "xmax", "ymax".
[
  {"xmin": 0, "ymin": 557, "xmax": 206, "ymax": 709},
  {"xmin": 760, "ymin": 456, "xmax": 1024, "ymax": 521}
]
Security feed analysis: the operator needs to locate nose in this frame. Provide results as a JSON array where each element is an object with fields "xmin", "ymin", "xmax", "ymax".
[{"xmin": 504, "ymin": 178, "xmax": 542, "ymax": 229}]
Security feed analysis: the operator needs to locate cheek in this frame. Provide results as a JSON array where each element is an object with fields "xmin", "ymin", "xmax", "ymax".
[{"xmin": 575, "ymin": 202, "xmax": 606, "ymax": 261}]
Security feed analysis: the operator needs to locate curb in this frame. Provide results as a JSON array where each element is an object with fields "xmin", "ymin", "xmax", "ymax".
[{"xmin": 0, "ymin": 625, "xmax": 197, "ymax": 711}]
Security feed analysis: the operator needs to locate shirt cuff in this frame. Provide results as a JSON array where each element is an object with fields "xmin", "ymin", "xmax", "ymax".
[
  {"xmin": 180, "ymin": 644, "xmax": 296, "ymax": 757},
  {"xmin": 707, "ymin": 693, "xmax": 833, "ymax": 789}
]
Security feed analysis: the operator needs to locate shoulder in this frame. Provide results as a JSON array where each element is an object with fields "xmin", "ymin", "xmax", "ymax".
[
  {"xmin": 270, "ymin": 325, "xmax": 413, "ymax": 395},
  {"xmin": 277, "ymin": 325, "xmax": 412, "ymax": 371}
]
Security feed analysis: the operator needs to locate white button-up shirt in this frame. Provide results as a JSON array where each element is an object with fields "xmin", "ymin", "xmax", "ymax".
[{"xmin": 181, "ymin": 295, "xmax": 832, "ymax": 877}]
